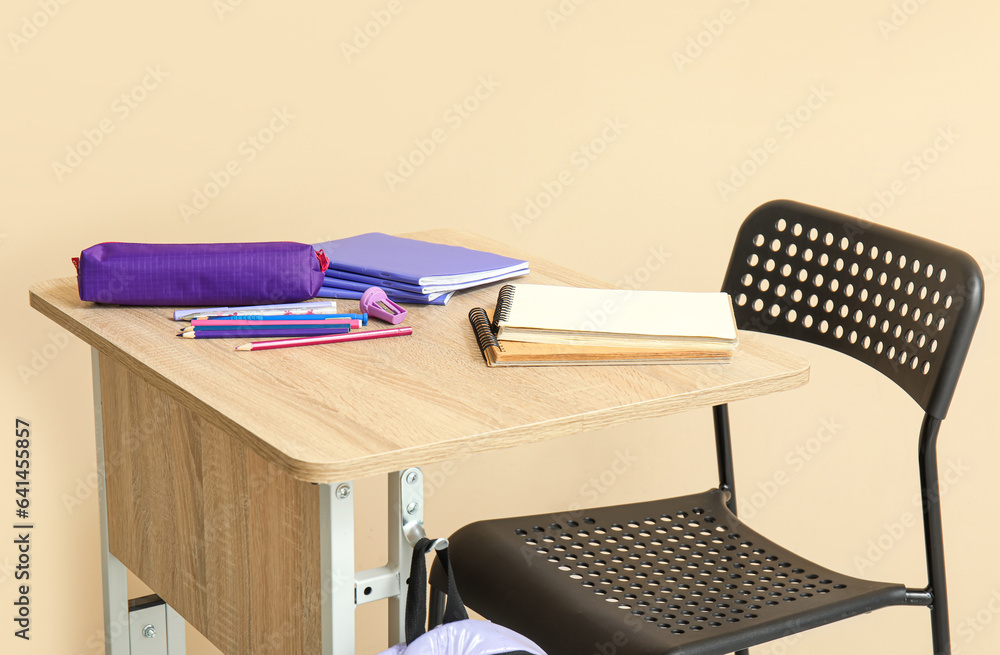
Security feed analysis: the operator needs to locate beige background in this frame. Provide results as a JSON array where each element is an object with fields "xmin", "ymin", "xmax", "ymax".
[{"xmin": 3, "ymin": 1, "xmax": 999, "ymax": 653}]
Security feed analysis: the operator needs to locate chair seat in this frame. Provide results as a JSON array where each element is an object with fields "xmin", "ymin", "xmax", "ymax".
[{"xmin": 434, "ymin": 489, "xmax": 908, "ymax": 655}]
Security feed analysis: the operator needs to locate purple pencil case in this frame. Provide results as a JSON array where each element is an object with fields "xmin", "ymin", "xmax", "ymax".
[{"xmin": 73, "ymin": 242, "xmax": 330, "ymax": 306}]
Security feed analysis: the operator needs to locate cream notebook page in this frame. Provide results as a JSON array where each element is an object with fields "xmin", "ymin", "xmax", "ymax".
[{"xmin": 495, "ymin": 284, "xmax": 737, "ymax": 342}]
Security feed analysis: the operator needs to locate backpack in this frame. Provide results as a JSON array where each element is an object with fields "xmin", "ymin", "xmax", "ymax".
[{"xmin": 378, "ymin": 537, "xmax": 547, "ymax": 655}]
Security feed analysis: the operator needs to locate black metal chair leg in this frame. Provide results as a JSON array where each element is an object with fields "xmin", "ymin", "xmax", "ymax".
[
  {"xmin": 930, "ymin": 601, "xmax": 951, "ymax": 655},
  {"xmin": 920, "ymin": 415, "xmax": 951, "ymax": 655},
  {"xmin": 428, "ymin": 587, "xmax": 446, "ymax": 628}
]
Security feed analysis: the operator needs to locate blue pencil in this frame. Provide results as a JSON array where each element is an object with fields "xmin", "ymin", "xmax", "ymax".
[
  {"xmin": 182, "ymin": 323, "xmax": 353, "ymax": 332},
  {"xmin": 205, "ymin": 313, "xmax": 368, "ymax": 325},
  {"xmin": 179, "ymin": 327, "xmax": 350, "ymax": 339}
]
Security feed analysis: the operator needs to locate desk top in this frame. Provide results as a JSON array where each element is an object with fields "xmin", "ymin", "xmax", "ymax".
[{"xmin": 29, "ymin": 230, "xmax": 809, "ymax": 483}]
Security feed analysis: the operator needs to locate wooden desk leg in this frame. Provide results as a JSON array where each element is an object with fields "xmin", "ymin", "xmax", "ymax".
[
  {"xmin": 320, "ymin": 483, "xmax": 356, "ymax": 655},
  {"xmin": 93, "ymin": 348, "xmax": 187, "ymax": 654}
]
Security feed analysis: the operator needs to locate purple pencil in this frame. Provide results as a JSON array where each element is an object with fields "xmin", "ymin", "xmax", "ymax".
[{"xmin": 178, "ymin": 327, "xmax": 350, "ymax": 339}]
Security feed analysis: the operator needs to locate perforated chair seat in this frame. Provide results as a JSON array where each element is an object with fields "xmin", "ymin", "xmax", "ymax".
[{"xmin": 438, "ymin": 489, "xmax": 907, "ymax": 655}]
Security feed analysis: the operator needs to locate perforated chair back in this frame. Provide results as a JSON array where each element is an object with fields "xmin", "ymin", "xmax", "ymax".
[{"xmin": 722, "ymin": 200, "xmax": 983, "ymax": 419}]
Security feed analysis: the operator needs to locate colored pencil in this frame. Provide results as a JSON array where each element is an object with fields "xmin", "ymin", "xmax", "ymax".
[
  {"xmin": 185, "ymin": 319, "xmax": 360, "ymax": 330},
  {"xmin": 179, "ymin": 327, "xmax": 350, "ymax": 339},
  {"xmin": 204, "ymin": 313, "xmax": 368, "ymax": 324},
  {"xmin": 174, "ymin": 301, "xmax": 337, "ymax": 321},
  {"xmin": 235, "ymin": 326, "xmax": 413, "ymax": 351},
  {"xmin": 181, "ymin": 324, "xmax": 353, "ymax": 334}
]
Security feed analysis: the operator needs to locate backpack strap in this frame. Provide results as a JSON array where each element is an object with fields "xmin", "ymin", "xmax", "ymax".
[
  {"xmin": 435, "ymin": 541, "xmax": 469, "ymax": 624},
  {"xmin": 404, "ymin": 538, "xmax": 469, "ymax": 645}
]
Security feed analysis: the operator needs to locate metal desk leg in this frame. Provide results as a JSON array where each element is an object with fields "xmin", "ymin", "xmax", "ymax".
[
  {"xmin": 321, "ymin": 468, "xmax": 425, "ymax": 654},
  {"xmin": 93, "ymin": 349, "xmax": 186, "ymax": 655},
  {"xmin": 388, "ymin": 467, "xmax": 423, "ymax": 644},
  {"xmin": 320, "ymin": 482, "xmax": 357, "ymax": 655},
  {"xmin": 93, "ymin": 349, "xmax": 131, "ymax": 653},
  {"xmin": 164, "ymin": 606, "xmax": 186, "ymax": 653}
]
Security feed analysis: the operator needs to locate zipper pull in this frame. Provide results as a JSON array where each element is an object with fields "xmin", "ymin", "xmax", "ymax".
[{"xmin": 315, "ymin": 249, "xmax": 330, "ymax": 272}]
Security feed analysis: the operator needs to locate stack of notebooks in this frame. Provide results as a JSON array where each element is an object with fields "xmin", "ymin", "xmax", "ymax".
[
  {"xmin": 313, "ymin": 233, "xmax": 530, "ymax": 305},
  {"xmin": 469, "ymin": 284, "xmax": 739, "ymax": 367}
]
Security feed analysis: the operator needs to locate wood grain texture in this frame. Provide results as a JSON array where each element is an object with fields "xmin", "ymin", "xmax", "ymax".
[
  {"xmin": 99, "ymin": 354, "xmax": 321, "ymax": 654},
  {"xmin": 32, "ymin": 230, "xmax": 809, "ymax": 483}
]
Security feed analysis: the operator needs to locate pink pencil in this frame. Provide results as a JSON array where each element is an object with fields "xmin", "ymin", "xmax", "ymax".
[
  {"xmin": 235, "ymin": 326, "xmax": 413, "ymax": 351},
  {"xmin": 188, "ymin": 319, "xmax": 360, "ymax": 329}
]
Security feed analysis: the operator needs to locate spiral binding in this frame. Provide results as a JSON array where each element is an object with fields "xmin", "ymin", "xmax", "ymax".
[
  {"xmin": 491, "ymin": 284, "xmax": 516, "ymax": 334},
  {"xmin": 469, "ymin": 307, "xmax": 503, "ymax": 353}
]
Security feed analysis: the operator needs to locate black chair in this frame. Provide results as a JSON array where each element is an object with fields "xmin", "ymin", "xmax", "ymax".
[{"xmin": 429, "ymin": 200, "xmax": 983, "ymax": 655}]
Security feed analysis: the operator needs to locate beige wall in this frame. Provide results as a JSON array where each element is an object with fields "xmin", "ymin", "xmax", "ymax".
[{"xmin": 3, "ymin": 1, "xmax": 999, "ymax": 653}]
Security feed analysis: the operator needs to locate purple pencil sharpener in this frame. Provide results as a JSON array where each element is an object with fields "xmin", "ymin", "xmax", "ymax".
[{"xmin": 360, "ymin": 287, "xmax": 408, "ymax": 325}]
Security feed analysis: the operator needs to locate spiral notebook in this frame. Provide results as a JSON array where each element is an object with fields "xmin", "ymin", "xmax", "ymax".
[
  {"xmin": 490, "ymin": 284, "xmax": 738, "ymax": 349},
  {"xmin": 468, "ymin": 307, "xmax": 733, "ymax": 367}
]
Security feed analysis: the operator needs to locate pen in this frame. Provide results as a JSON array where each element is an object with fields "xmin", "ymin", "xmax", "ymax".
[
  {"xmin": 236, "ymin": 326, "xmax": 413, "ymax": 351},
  {"xmin": 174, "ymin": 301, "xmax": 337, "ymax": 321}
]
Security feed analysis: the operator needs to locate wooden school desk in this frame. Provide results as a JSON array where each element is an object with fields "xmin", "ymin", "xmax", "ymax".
[{"xmin": 29, "ymin": 230, "xmax": 809, "ymax": 655}]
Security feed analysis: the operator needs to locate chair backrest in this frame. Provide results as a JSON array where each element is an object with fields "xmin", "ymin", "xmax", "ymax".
[{"xmin": 721, "ymin": 200, "xmax": 983, "ymax": 419}]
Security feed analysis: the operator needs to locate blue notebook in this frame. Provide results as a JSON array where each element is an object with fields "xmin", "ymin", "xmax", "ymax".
[
  {"xmin": 313, "ymin": 233, "xmax": 529, "ymax": 287},
  {"xmin": 325, "ymin": 266, "xmax": 529, "ymax": 294},
  {"xmin": 321, "ymin": 277, "xmax": 451, "ymax": 303},
  {"xmin": 315, "ymin": 285, "xmax": 453, "ymax": 305}
]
